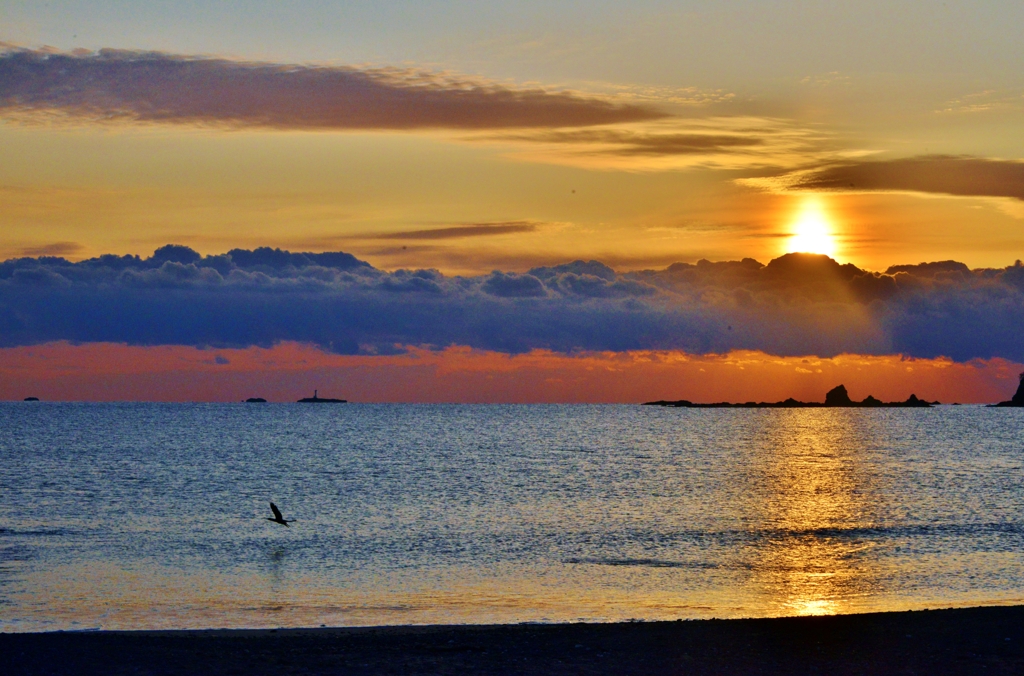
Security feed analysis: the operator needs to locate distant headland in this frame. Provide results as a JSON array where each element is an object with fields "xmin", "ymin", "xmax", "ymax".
[
  {"xmin": 645, "ymin": 384, "xmax": 936, "ymax": 408},
  {"xmin": 297, "ymin": 389, "xmax": 347, "ymax": 403}
]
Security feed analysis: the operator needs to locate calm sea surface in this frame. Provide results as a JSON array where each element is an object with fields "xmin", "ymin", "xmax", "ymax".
[{"xmin": 2, "ymin": 403, "xmax": 1024, "ymax": 631}]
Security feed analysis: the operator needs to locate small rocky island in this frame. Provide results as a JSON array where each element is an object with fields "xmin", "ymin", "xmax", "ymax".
[
  {"xmin": 990, "ymin": 372, "xmax": 1024, "ymax": 407},
  {"xmin": 297, "ymin": 389, "xmax": 347, "ymax": 403},
  {"xmin": 645, "ymin": 384, "xmax": 935, "ymax": 408},
  {"xmin": 244, "ymin": 397, "xmax": 267, "ymax": 403}
]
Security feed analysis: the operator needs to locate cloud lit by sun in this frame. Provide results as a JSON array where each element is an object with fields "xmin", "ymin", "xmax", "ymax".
[{"xmin": 785, "ymin": 197, "xmax": 837, "ymax": 258}]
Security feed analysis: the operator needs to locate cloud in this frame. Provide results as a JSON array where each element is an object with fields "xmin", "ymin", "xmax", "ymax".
[
  {"xmin": 761, "ymin": 155, "xmax": 1024, "ymax": 201},
  {"xmin": 481, "ymin": 271, "xmax": 548, "ymax": 298},
  {"xmin": 0, "ymin": 46, "xmax": 843, "ymax": 172},
  {"xmin": 17, "ymin": 241, "xmax": 84, "ymax": 257},
  {"xmin": 480, "ymin": 117, "xmax": 839, "ymax": 170},
  {"xmin": 2, "ymin": 245, "xmax": 1024, "ymax": 361},
  {"xmin": 0, "ymin": 46, "xmax": 664, "ymax": 130},
  {"xmin": 372, "ymin": 222, "xmax": 540, "ymax": 240},
  {"xmin": 489, "ymin": 128, "xmax": 764, "ymax": 156},
  {"xmin": 936, "ymin": 89, "xmax": 1024, "ymax": 115}
]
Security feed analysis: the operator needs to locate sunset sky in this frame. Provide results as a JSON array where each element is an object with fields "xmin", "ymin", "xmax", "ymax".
[{"xmin": 2, "ymin": 1, "xmax": 1024, "ymax": 402}]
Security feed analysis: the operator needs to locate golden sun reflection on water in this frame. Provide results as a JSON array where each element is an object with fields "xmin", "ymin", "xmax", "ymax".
[{"xmin": 748, "ymin": 410, "xmax": 879, "ymax": 616}]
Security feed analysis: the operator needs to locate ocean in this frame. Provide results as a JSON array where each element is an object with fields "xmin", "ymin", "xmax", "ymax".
[{"xmin": 2, "ymin": 402, "xmax": 1023, "ymax": 631}]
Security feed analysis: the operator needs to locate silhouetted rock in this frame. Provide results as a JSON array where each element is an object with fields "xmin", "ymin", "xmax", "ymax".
[
  {"xmin": 902, "ymin": 394, "xmax": 931, "ymax": 407},
  {"xmin": 297, "ymin": 389, "xmax": 347, "ymax": 403},
  {"xmin": 643, "ymin": 399, "xmax": 693, "ymax": 407},
  {"xmin": 245, "ymin": 397, "xmax": 267, "ymax": 403},
  {"xmin": 1014, "ymin": 373, "xmax": 1024, "ymax": 405},
  {"xmin": 824, "ymin": 384, "xmax": 853, "ymax": 406},
  {"xmin": 991, "ymin": 372, "xmax": 1024, "ymax": 407},
  {"xmin": 23, "ymin": 396, "xmax": 39, "ymax": 401},
  {"xmin": 644, "ymin": 384, "xmax": 933, "ymax": 408}
]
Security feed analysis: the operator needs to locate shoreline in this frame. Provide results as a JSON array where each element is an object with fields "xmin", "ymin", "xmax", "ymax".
[{"xmin": 5, "ymin": 605, "xmax": 1024, "ymax": 674}]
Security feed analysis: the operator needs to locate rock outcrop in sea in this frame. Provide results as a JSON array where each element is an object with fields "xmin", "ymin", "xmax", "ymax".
[
  {"xmin": 297, "ymin": 389, "xmax": 347, "ymax": 403},
  {"xmin": 824, "ymin": 385, "xmax": 853, "ymax": 406},
  {"xmin": 645, "ymin": 384, "xmax": 935, "ymax": 408},
  {"xmin": 991, "ymin": 372, "xmax": 1024, "ymax": 407}
]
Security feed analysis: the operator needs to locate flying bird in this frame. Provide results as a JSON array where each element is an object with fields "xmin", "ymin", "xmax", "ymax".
[{"xmin": 267, "ymin": 502, "xmax": 294, "ymax": 527}]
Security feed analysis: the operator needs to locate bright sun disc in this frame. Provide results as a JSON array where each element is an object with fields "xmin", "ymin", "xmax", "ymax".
[{"xmin": 786, "ymin": 198, "xmax": 837, "ymax": 257}]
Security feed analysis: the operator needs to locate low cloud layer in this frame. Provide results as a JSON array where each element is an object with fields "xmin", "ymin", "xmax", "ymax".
[
  {"xmin": 0, "ymin": 46, "xmax": 663, "ymax": 130},
  {"xmin": 782, "ymin": 155, "xmax": 1024, "ymax": 201},
  {"xmin": 3, "ymin": 245, "xmax": 1024, "ymax": 361}
]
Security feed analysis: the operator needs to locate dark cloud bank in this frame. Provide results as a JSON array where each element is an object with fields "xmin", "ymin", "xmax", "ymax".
[
  {"xmin": 0, "ymin": 46, "xmax": 662, "ymax": 130},
  {"xmin": 3, "ymin": 245, "xmax": 1024, "ymax": 361},
  {"xmin": 791, "ymin": 156, "xmax": 1024, "ymax": 201}
]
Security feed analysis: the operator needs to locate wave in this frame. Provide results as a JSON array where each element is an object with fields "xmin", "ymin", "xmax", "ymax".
[{"xmin": 565, "ymin": 557, "xmax": 718, "ymax": 569}]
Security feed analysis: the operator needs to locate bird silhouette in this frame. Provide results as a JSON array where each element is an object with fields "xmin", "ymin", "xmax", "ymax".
[{"xmin": 267, "ymin": 502, "xmax": 294, "ymax": 527}]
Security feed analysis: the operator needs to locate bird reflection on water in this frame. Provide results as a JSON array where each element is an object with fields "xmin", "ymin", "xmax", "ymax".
[
  {"xmin": 267, "ymin": 546, "xmax": 287, "ymax": 588},
  {"xmin": 747, "ymin": 409, "xmax": 880, "ymax": 616}
]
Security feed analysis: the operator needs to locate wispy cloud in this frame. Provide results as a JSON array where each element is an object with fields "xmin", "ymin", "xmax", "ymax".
[
  {"xmin": 747, "ymin": 155, "xmax": 1024, "ymax": 201},
  {"xmin": 0, "ymin": 46, "xmax": 665, "ymax": 130},
  {"xmin": 16, "ymin": 241, "xmax": 84, "ymax": 257},
  {"xmin": 490, "ymin": 128, "xmax": 763, "ymax": 156},
  {"xmin": 477, "ymin": 118, "xmax": 840, "ymax": 170},
  {"xmin": 370, "ymin": 221, "xmax": 540, "ymax": 240},
  {"xmin": 575, "ymin": 82, "xmax": 736, "ymax": 108},
  {"xmin": 0, "ymin": 45, "xmax": 848, "ymax": 172},
  {"xmin": 936, "ymin": 89, "xmax": 1024, "ymax": 114}
]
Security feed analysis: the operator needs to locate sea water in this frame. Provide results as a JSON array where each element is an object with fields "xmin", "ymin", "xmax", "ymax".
[{"xmin": 1, "ymin": 402, "xmax": 1023, "ymax": 631}]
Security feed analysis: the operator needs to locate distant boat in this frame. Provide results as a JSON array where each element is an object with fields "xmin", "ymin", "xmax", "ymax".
[
  {"xmin": 244, "ymin": 397, "xmax": 267, "ymax": 403},
  {"xmin": 23, "ymin": 397, "xmax": 40, "ymax": 401},
  {"xmin": 297, "ymin": 389, "xmax": 347, "ymax": 403}
]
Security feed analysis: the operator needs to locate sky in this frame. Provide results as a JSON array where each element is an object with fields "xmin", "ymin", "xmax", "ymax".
[{"xmin": 2, "ymin": 1, "xmax": 1023, "ymax": 402}]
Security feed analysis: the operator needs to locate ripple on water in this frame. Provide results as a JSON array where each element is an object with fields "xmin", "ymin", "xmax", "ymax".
[{"xmin": 1, "ymin": 403, "xmax": 1023, "ymax": 630}]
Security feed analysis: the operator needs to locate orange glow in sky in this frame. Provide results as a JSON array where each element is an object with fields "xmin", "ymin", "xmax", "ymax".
[
  {"xmin": 2, "ymin": 6, "xmax": 1024, "ymax": 400},
  {"xmin": 1, "ymin": 342, "xmax": 1020, "ymax": 405}
]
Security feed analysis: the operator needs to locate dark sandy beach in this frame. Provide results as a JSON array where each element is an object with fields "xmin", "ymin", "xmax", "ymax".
[{"xmin": 4, "ymin": 605, "xmax": 1024, "ymax": 675}]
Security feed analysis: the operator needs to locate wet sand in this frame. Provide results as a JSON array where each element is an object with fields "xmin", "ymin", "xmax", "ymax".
[{"xmin": 4, "ymin": 605, "xmax": 1024, "ymax": 674}]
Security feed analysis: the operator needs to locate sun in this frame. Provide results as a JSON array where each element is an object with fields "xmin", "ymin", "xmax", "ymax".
[{"xmin": 785, "ymin": 197, "xmax": 837, "ymax": 258}]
